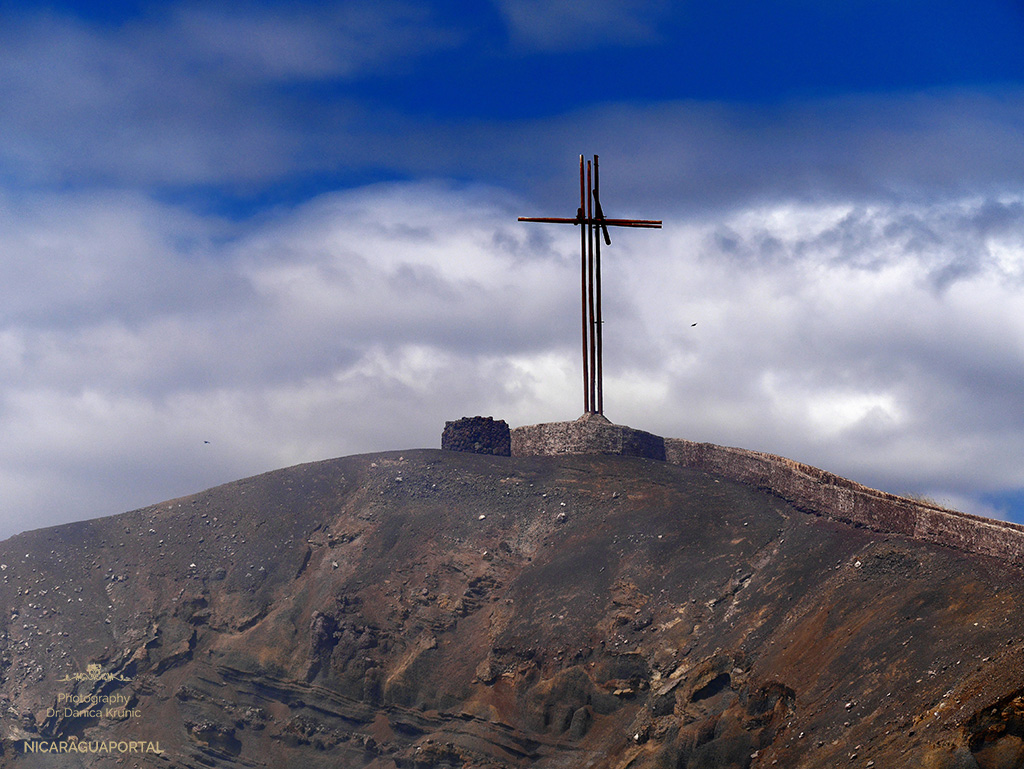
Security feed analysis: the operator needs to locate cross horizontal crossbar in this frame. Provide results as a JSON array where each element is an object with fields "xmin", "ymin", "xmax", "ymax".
[{"xmin": 517, "ymin": 216, "xmax": 662, "ymax": 228}]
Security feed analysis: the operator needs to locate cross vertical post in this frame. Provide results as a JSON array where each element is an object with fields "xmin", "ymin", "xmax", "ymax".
[
  {"xmin": 593, "ymin": 155, "xmax": 604, "ymax": 415},
  {"xmin": 579, "ymin": 155, "xmax": 590, "ymax": 413},
  {"xmin": 519, "ymin": 155, "xmax": 662, "ymax": 416},
  {"xmin": 586, "ymin": 159, "xmax": 597, "ymax": 412}
]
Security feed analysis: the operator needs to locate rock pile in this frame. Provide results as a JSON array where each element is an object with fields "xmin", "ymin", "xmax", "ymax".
[{"xmin": 441, "ymin": 416, "xmax": 511, "ymax": 456}]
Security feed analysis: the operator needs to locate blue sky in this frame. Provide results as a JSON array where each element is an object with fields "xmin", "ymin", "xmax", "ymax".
[{"xmin": 3, "ymin": 0, "xmax": 1024, "ymax": 537}]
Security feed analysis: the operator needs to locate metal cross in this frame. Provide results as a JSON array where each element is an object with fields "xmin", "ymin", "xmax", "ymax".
[{"xmin": 519, "ymin": 155, "xmax": 662, "ymax": 416}]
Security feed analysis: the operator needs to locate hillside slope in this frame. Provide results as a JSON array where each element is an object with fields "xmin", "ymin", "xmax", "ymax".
[{"xmin": 0, "ymin": 450, "xmax": 1022, "ymax": 768}]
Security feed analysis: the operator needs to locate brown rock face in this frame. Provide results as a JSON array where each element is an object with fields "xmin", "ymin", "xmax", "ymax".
[{"xmin": 0, "ymin": 450, "xmax": 1022, "ymax": 768}]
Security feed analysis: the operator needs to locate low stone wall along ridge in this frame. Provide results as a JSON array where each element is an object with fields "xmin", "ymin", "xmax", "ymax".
[{"xmin": 443, "ymin": 414, "xmax": 1024, "ymax": 568}]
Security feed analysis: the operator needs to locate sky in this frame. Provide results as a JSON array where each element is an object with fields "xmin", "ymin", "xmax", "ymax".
[{"xmin": 3, "ymin": 0, "xmax": 1024, "ymax": 538}]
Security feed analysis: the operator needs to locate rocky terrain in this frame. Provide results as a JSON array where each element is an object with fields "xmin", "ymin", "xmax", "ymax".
[{"xmin": 1, "ymin": 449, "xmax": 1023, "ymax": 768}]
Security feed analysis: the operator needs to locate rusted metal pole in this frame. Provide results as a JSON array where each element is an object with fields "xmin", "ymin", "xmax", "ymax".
[
  {"xmin": 594, "ymin": 155, "xmax": 604, "ymax": 415},
  {"xmin": 578, "ymin": 155, "xmax": 589, "ymax": 414},
  {"xmin": 586, "ymin": 159, "xmax": 597, "ymax": 413}
]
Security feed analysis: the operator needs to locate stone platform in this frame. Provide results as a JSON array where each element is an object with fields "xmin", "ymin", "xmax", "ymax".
[{"xmin": 510, "ymin": 413, "xmax": 666, "ymax": 460}]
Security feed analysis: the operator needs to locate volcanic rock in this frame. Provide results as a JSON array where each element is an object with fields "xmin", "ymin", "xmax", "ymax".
[
  {"xmin": 0, "ymin": 449, "xmax": 1022, "ymax": 768},
  {"xmin": 442, "ymin": 416, "xmax": 511, "ymax": 456}
]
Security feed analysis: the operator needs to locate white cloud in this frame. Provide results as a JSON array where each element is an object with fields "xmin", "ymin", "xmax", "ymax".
[
  {"xmin": 7, "ymin": 184, "xmax": 1024, "ymax": 540},
  {"xmin": 0, "ymin": 183, "xmax": 580, "ymax": 538},
  {"xmin": 493, "ymin": 0, "xmax": 668, "ymax": 50},
  {"xmin": 171, "ymin": 1, "xmax": 460, "ymax": 81},
  {"xmin": 0, "ymin": 3, "xmax": 460, "ymax": 187},
  {"xmin": 616, "ymin": 196, "xmax": 1024, "ymax": 502}
]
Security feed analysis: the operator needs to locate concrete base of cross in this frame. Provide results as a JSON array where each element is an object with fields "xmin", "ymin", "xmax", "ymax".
[{"xmin": 510, "ymin": 413, "xmax": 666, "ymax": 460}]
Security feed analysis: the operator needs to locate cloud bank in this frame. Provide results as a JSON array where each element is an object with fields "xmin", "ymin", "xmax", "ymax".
[
  {"xmin": 3, "ymin": 0, "xmax": 1024, "ymax": 537},
  {"xmin": 3, "ymin": 176, "xmax": 1024, "ymax": 536}
]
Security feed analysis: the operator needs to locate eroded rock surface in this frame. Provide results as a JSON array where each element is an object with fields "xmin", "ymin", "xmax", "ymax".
[{"xmin": 0, "ymin": 450, "xmax": 1021, "ymax": 768}]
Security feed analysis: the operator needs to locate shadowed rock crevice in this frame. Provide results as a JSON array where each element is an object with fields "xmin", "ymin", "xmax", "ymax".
[{"xmin": 965, "ymin": 691, "xmax": 1024, "ymax": 769}]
